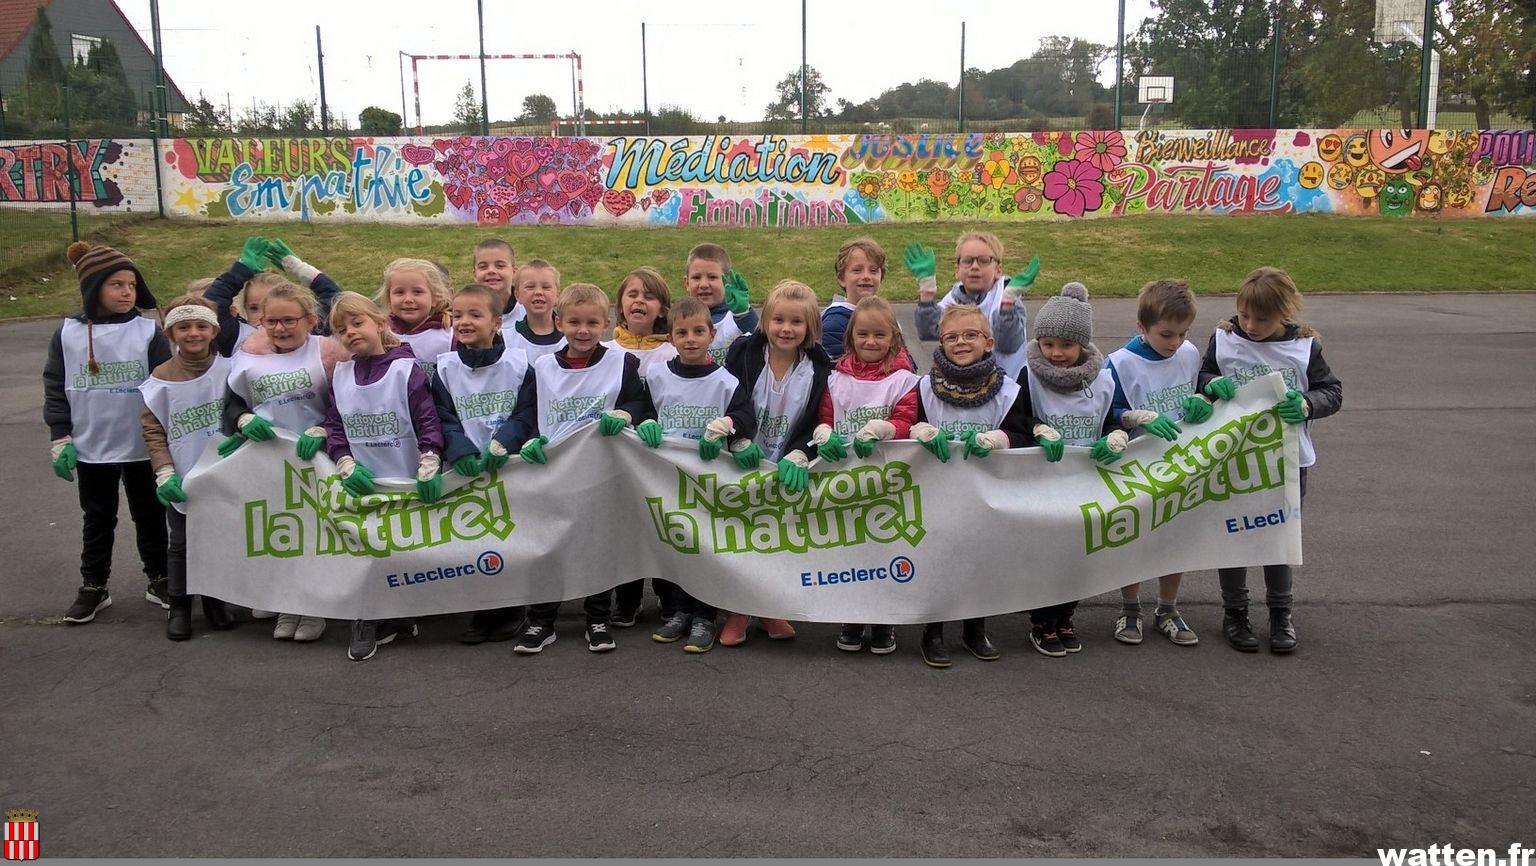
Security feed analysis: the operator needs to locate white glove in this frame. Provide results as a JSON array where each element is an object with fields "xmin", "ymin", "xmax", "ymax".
[
  {"xmin": 280, "ymin": 254, "xmax": 321, "ymax": 286},
  {"xmin": 703, "ymin": 416, "xmax": 735, "ymax": 443},
  {"xmin": 1032, "ymin": 424, "xmax": 1062, "ymax": 442},
  {"xmin": 336, "ymin": 455, "xmax": 359, "ymax": 477},
  {"xmin": 1121, "ymin": 408, "xmax": 1159, "ymax": 429},
  {"xmin": 604, "ymin": 409, "xmax": 632, "ymax": 425},
  {"xmin": 974, "ymin": 429, "xmax": 1009, "ymax": 451},
  {"xmin": 728, "ymin": 438, "xmax": 754, "ymax": 454},
  {"xmin": 154, "ymin": 464, "xmax": 177, "ymax": 485},
  {"xmin": 810, "ymin": 424, "xmax": 835, "ymax": 446},
  {"xmin": 417, "ymin": 452, "xmax": 442, "ymax": 482},
  {"xmin": 237, "ymin": 412, "xmax": 258, "ymax": 430},
  {"xmin": 781, "ymin": 449, "xmax": 810, "ymax": 468},
  {"xmin": 487, "ymin": 440, "xmax": 508, "ymax": 457},
  {"xmin": 909, "ymin": 421, "xmax": 942, "ymax": 443},
  {"xmin": 50, "ymin": 435, "xmax": 73, "ymax": 461},
  {"xmin": 303, "ymin": 425, "xmax": 325, "ymax": 439},
  {"xmin": 855, "ymin": 419, "xmax": 896, "ymax": 442},
  {"xmin": 917, "ymin": 275, "xmax": 937, "ymax": 302},
  {"xmin": 1105, "ymin": 429, "xmax": 1130, "ymax": 454}
]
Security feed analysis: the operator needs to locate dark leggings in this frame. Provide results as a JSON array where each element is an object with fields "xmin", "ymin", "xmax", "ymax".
[
  {"xmin": 166, "ymin": 506, "xmax": 187, "ymax": 597},
  {"xmin": 528, "ymin": 592, "xmax": 612, "ymax": 628},
  {"xmin": 1028, "ymin": 602, "xmax": 1079, "ymax": 629},
  {"xmin": 78, "ymin": 460, "xmax": 167, "ymax": 586},
  {"xmin": 1218, "ymin": 468, "xmax": 1308, "ymax": 610}
]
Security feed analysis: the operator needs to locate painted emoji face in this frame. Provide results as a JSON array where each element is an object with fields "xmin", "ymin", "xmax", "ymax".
[
  {"xmin": 1379, "ymin": 177, "xmax": 1414, "ymax": 215},
  {"xmin": 1354, "ymin": 166, "xmax": 1386, "ymax": 198},
  {"xmin": 1445, "ymin": 183, "xmax": 1473, "ymax": 209},
  {"xmin": 1318, "ymin": 134, "xmax": 1344, "ymax": 162},
  {"xmin": 1344, "ymin": 134, "xmax": 1371, "ymax": 167},
  {"xmin": 1017, "ymin": 154, "xmax": 1043, "ymax": 185},
  {"xmin": 1417, "ymin": 182, "xmax": 1443, "ymax": 212},
  {"xmin": 1428, "ymin": 130, "xmax": 1452, "ymax": 155},
  {"xmin": 1327, "ymin": 162, "xmax": 1355, "ymax": 190},
  {"xmin": 1473, "ymin": 158, "xmax": 1496, "ymax": 184},
  {"xmin": 1298, "ymin": 161, "xmax": 1324, "ymax": 189},
  {"xmin": 1368, "ymin": 128, "xmax": 1431, "ymax": 173}
]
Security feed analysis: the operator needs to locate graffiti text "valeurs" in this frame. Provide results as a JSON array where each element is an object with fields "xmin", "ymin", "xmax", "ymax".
[{"xmin": 227, "ymin": 145, "xmax": 431, "ymax": 219}]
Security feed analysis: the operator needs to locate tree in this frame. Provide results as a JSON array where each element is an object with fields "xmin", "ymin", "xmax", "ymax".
[
  {"xmin": 358, "ymin": 106, "xmax": 402, "ymax": 135},
  {"xmin": 19, "ymin": 6, "xmax": 66, "ymax": 125},
  {"xmin": 281, "ymin": 100, "xmax": 316, "ymax": 133},
  {"xmin": 1437, "ymin": 0, "xmax": 1532, "ymax": 127},
  {"xmin": 1126, "ymin": 0, "xmax": 1279, "ymax": 127},
  {"xmin": 518, "ymin": 93, "xmax": 559, "ymax": 123},
  {"xmin": 452, "ymin": 81, "xmax": 483, "ymax": 133},
  {"xmin": 185, "ymin": 93, "xmax": 232, "ymax": 134},
  {"xmin": 764, "ymin": 65, "xmax": 831, "ymax": 122},
  {"xmin": 235, "ymin": 102, "xmax": 282, "ymax": 134}
]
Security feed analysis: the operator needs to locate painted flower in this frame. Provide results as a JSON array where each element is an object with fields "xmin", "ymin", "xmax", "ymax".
[
  {"xmin": 1014, "ymin": 185, "xmax": 1043, "ymax": 213},
  {"xmin": 981, "ymin": 155, "xmax": 1015, "ymax": 190},
  {"xmin": 880, "ymin": 171, "xmax": 897, "ymax": 192},
  {"xmin": 896, "ymin": 170, "xmax": 919, "ymax": 192},
  {"xmin": 1041, "ymin": 158, "xmax": 1105, "ymax": 218},
  {"xmin": 928, "ymin": 168, "xmax": 952, "ymax": 197},
  {"xmin": 1074, "ymin": 130, "xmax": 1127, "ymax": 174},
  {"xmin": 1032, "ymin": 130, "xmax": 1072, "ymax": 156},
  {"xmin": 942, "ymin": 190, "xmax": 962, "ymax": 208},
  {"xmin": 856, "ymin": 174, "xmax": 882, "ymax": 202}
]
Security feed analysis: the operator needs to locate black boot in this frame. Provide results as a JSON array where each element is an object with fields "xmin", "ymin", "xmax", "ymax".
[
  {"xmin": 1223, "ymin": 607, "xmax": 1260, "ymax": 652},
  {"xmin": 201, "ymin": 596, "xmax": 236, "ymax": 630},
  {"xmin": 920, "ymin": 623, "xmax": 951, "ymax": 668},
  {"xmin": 1269, "ymin": 607, "xmax": 1297, "ymax": 654},
  {"xmin": 962, "ymin": 617, "xmax": 1000, "ymax": 660},
  {"xmin": 166, "ymin": 595, "xmax": 192, "ymax": 641}
]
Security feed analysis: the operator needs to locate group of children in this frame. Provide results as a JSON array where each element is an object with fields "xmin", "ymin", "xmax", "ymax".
[{"xmin": 43, "ymin": 229, "xmax": 1341, "ymax": 666}]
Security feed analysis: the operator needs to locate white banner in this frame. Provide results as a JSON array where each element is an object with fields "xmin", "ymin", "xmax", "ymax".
[{"xmin": 186, "ymin": 375, "xmax": 1301, "ymax": 623}]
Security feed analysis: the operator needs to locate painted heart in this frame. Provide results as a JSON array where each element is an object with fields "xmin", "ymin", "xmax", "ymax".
[
  {"xmin": 651, "ymin": 188, "xmax": 670, "ymax": 204},
  {"xmin": 507, "ymin": 153, "xmax": 539, "ymax": 181},
  {"xmin": 485, "ymin": 158, "xmax": 508, "ymax": 180},
  {"xmin": 489, "ymin": 184, "xmax": 516, "ymax": 206},
  {"xmin": 537, "ymin": 170, "xmax": 559, "ymax": 191},
  {"xmin": 445, "ymin": 183, "xmax": 472, "ymax": 210},
  {"xmin": 401, "ymin": 144, "xmax": 436, "ymax": 166},
  {"xmin": 580, "ymin": 183, "xmax": 602, "ymax": 207},
  {"xmin": 567, "ymin": 199, "xmax": 585, "ymax": 218},
  {"xmin": 640, "ymin": 199, "xmax": 651, "ymax": 211},
  {"xmin": 491, "ymin": 138, "xmax": 514, "ymax": 157},
  {"xmin": 478, "ymin": 204, "xmax": 506, "ymax": 225},
  {"xmin": 601, "ymin": 189, "xmax": 636, "ymax": 218},
  {"xmin": 558, "ymin": 170, "xmax": 587, "ymax": 194},
  {"xmin": 433, "ymin": 138, "xmax": 455, "ymax": 155}
]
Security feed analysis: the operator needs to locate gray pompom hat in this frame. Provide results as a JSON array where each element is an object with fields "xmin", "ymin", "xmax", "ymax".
[{"xmin": 1033, "ymin": 282, "xmax": 1093, "ymax": 347}]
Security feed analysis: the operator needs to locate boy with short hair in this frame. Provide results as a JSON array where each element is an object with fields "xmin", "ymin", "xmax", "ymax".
[
  {"xmin": 1105, "ymin": 279, "xmax": 1212, "ymax": 647},
  {"xmin": 684, "ymin": 243, "xmax": 757, "ymax": 363},
  {"xmin": 509, "ymin": 283, "xmax": 651, "ymax": 655},
  {"xmin": 502, "ymin": 259, "xmax": 566, "ymax": 360},
  {"xmin": 472, "ymin": 238, "xmax": 521, "ymax": 321},
  {"xmin": 820, "ymin": 238, "xmax": 886, "ymax": 360},
  {"xmin": 431, "ymin": 283, "xmax": 534, "ymax": 645}
]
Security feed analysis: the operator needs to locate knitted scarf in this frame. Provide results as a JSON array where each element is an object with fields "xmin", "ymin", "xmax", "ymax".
[
  {"xmin": 1024, "ymin": 340, "xmax": 1105, "ymax": 393},
  {"xmin": 928, "ymin": 347, "xmax": 1004, "ymax": 408}
]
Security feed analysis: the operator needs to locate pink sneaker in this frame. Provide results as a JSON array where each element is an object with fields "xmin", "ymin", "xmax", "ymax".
[
  {"xmin": 719, "ymin": 612, "xmax": 750, "ymax": 646},
  {"xmin": 761, "ymin": 618, "xmax": 797, "ymax": 640}
]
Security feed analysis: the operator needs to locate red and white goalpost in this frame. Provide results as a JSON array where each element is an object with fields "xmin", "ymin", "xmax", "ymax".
[
  {"xmin": 549, "ymin": 118, "xmax": 646, "ymax": 136},
  {"xmin": 398, "ymin": 51, "xmax": 585, "ymax": 135}
]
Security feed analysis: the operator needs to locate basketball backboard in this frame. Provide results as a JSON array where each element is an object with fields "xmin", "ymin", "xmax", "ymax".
[
  {"xmin": 1376, "ymin": 0, "xmax": 1425, "ymax": 43},
  {"xmin": 1138, "ymin": 76, "xmax": 1174, "ymax": 104}
]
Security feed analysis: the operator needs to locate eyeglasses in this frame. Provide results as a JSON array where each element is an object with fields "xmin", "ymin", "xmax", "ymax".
[
  {"xmin": 957, "ymin": 256, "xmax": 996, "ymax": 267},
  {"xmin": 939, "ymin": 329, "xmax": 988, "ymax": 345},
  {"xmin": 265, "ymin": 317, "xmax": 306, "ymax": 330}
]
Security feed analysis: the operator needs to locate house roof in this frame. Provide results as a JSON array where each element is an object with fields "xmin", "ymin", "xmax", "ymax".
[{"xmin": 0, "ymin": 0, "xmax": 53, "ymax": 63}]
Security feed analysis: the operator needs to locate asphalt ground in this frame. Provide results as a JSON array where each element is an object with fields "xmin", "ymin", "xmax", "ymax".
[{"xmin": 1, "ymin": 294, "xmax": 1532, "ymax": 857}]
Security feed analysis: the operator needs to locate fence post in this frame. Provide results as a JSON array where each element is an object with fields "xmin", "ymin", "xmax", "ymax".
[
  {"xmin": 62, "ymin": 83, "xmax": 79, "ymax": 242},
  {"xmin": 1114, "ymin": 0, "xmax": 1125, "ymax": 129},
  {"xmin": 1417, "ymin": 0, "xmax": 1435, "ymax": 126},
  {"xmin": 1268, "ymin": 2, "xmax": 1282, "ymax": 127},
  {"xmin": 958, "ymin": 22, "xmax": 966, "ymax": 133}
]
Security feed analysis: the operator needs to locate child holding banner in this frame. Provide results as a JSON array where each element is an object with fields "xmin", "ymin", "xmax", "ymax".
[
  {"xmin": 471, "ymin": 238, "xmax": 521, "ymax": 322},
  {"xmin": 1199, "ymin": 267, "xmax": 1342, "ymax": 654},
  {"xmin": 45, "ymin": 242, "xmax": 171, "ymax": 624},
  {"xmin": 512, "ymin": 283, "xmax": 650, "ymax": 656},
  {"xmin": 430, "ymin": 284, "xmax": 533, "ymax": 645},
  {"xmin": 138, "ymin": 296, "xmax": 235, "ymax": 640},
  {"xmin": 376, "ymin": 258, "xmax": 453, "ymax": 377},
  {"xmin": 1105, "ymin": 279, "xmax": 1208, "ymax": 648},
  {"xmin": 684, "ymin": 243, "xmax": 757, "ymax": 363},
  {"xmin": 813, "ymin": 296, "xmax": 920, "ymax": 655},
  {"xmin": 908, "ymin": 305, "xmax": 1046, "ymax": 668},
  {"xmin": 201, "ymin": 237, "xmax": 341, "ymax": 355},
  {"xmin": 909, "ymin": 232, "xmax": 1039, "ymax": 379},
  {"xmin": 321, "ymin": 292, "xmax": 446, "ymax": 661},
  {"xmin": 819, "ymin": 238, "xmax": 887, "ymax": 360},
  {"xmin": 501, "ymin": 259, "xmax": 568, "ymax": 361}
]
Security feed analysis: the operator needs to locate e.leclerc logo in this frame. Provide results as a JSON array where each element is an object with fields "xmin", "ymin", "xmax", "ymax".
[
  {"xmin": 801, "ymin": 555, "xmax": 916, "ymax": 588},
  {"xmin": 385, "ymin": 550, "xmax": 504, "ymax": 588}
]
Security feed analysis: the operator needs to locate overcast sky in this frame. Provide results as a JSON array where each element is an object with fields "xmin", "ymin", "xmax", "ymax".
[{"xmin": 120, "ymin": 0, "xmax": 1157, "ymax": 128}]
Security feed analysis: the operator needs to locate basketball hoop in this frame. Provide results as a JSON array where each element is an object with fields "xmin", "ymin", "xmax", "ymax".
[{"xmin": 1137, "ymin": 76, "xmax": 1173, "ymax": 131}]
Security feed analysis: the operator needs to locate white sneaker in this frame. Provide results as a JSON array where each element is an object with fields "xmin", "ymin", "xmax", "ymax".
[
  {"xmin": 292, "ymin": 616, "xmax": 327, "ymax": 642},
  {"xmin": 272, "ymin": 613, "xmax": 301, "ymax": 640}
]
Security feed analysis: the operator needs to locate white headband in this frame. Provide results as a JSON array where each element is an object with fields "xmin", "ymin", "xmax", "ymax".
[{"xmin": 164, "ymin": 304, "xmax": 219, "ymax": 330}]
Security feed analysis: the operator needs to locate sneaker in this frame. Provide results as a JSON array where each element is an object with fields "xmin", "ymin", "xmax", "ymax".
[
  {"xmin": 683, "ymin": 617, "xmax": 716, "ymax": 653},
  {"xmin": 292, "ymin": 616, "xmax": 326, "ymax": 642},
  {"xmin": 869, "ymin": 624, "xmax": 897, "ymax": 654},
  {"xmin": 1114, "ymin": 611, "xmax": 1144, "ymax": 645},
  {"xmin": 651, "ymin": 611, "xmax": 691, "ymax": 643},
  {"xmin": 836, "ymin": 623, "xmax": 866, "ymax": 652},
  {"xmin": 1056, "ymin": 618, "xmax": 1082, "ymax": 653},
  {"xmin": 348, "ymin": 619, "xmax": 380, "ymax": 661},
  {"xmin": 145, "ymin": 576, "xmax": 171, "ymax": 610},
  {"xmin": 273, "ymin": 613, "xmax": 301, "ymax": 640},
  {"xmin": 719, "ymin": 612, "xmax": 750, "ymax": 646},
  {"xmin": 63, "ymin": 585, "xmax": 111, "ymax": 624},
  {"xmin": 1030, "ymin": 624, "xmax": 1067, "ymax": 658},
  {"xmin": 610, "ymin": 606, "xmax": 640, "ymax": 628},
  {"xmin": 514, "ymin": 623, "xmax": 556, "ymax": 654},
  {"xmin": 1155, "ymin": 608, "xmax": 1199, "ymax": 646},
  {"xmin": 587, "ymin": 621, "xmax": 617, "ymax": 652}
]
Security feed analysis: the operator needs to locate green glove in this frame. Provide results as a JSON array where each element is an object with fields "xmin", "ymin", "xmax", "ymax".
[
  {"xmin": 1089, "ymin": 436, "xmax": 1124, "ymax": 465},
  {"xmin": 1181, "ymin": 395, "xmax": 1214, "ymax": 425},
  {"xmin": 341, "ymin": 461, "xmax": 375, "ymax": 496},
  {"xmin": 295, "ymin": 431, "xmax": 324, "ymax": 460},
  {"xmin": 903, "ymin": 243, "xmax": 936, "ymax": 279},
  {"xmin": 853, "ymin": 436, "xmax": 877, "ymax": 459},
  {"xmin": 52, "ymin": 442, "xmax": 77, "ymax": 481},
  {"xmin": 1204, "ymin": 376, "xmax": 1237, "ymax": 401},
  {"xmin": 217, "ymin": 434, "xmax": 246, "ymax": 458},
  {"xmin": 239, "ymin": 414, "xmax": 275, "ymax": 442},
  {"xmin": 732, "ymin": 441, "xmax": 765, "ymax": 469},
  {"xmin": 817, "ymin": 434, "xmax": 848, "ymax": 463},
  {"xmin": 724, "ymin": 269, "xmax": 751, "ymax": 315},
  {"xmin": 452, "ymin": 453, "xmax": 484, "ymax": 478},
  {"xmin": 776, "ymin": 457, "xmax": 809, "ymax": 492},
  {"xmin": 1276, "ymin": 389, "xmax": 1308, "ymax": 424},
  {"xmin": 920, "ymin": 433, "xmax": 951, "ymax": 463},
  {"xmin": 599, "ymin": 412, "xmax": 629, "ymax": 436},
  {"xmin": 1143, "ymin": 414, "xmax": 1182, "ymax": 442},
  {"xmin": 1037, "ymin": 434, "xmax": 1064, "ymax": 462},
  {"xmin": 1009, "ymin": 255, "xmax": 1041, "ymax": 291},
  {"xmin": 482, "ymin": 444, "xmax": 510, "ymax": 474},
  {"xmin": 698, "ymin": 435, "xmax": 723, "ymax": 462},
  {"xmin": 416, "ymin": 473, "xmax": 443, "ymax": 504},
  {"xmin": 961, "ymin": 430, "xmax": 991, "ymax": 460},
  {"xmin": 519, "ymin": 436, "xmax": 549, "ymax": 465},
  {"xmin": 238, "ymin": 236, "xmax": 270, "ymax": 271},
  {"xmin": 155, "ymin": 473, "xmax": 186, "ymax": 506},
  {"xmin": 264, "ymin": 237, "xmax": 295, "ymax": 266},
  {"xmin": 636, "ymin": 419, "xmax": 663, "ymax": 448}
]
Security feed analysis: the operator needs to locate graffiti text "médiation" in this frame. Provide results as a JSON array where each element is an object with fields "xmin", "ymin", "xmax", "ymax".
[{"xmin": 606, "ymin": 136, "xmax": 841, "ymax": 190}]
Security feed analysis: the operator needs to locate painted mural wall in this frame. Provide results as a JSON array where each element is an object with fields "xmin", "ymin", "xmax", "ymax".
[{"xmin": 5, "ymin": 130, "xmax": 1535, "ymax": 221}]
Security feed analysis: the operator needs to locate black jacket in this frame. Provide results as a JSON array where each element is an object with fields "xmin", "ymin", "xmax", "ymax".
[
  {"xmin": 725, "ymin": 331, "xmax": 833, "ymax": 460},
  {"xmin": 1198, "ymin": 317, "xmax": 1343, "ymax": 421},
  {"xmin": 43, "ymin": 276, "xmax": 170, "ymax": 441}
]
